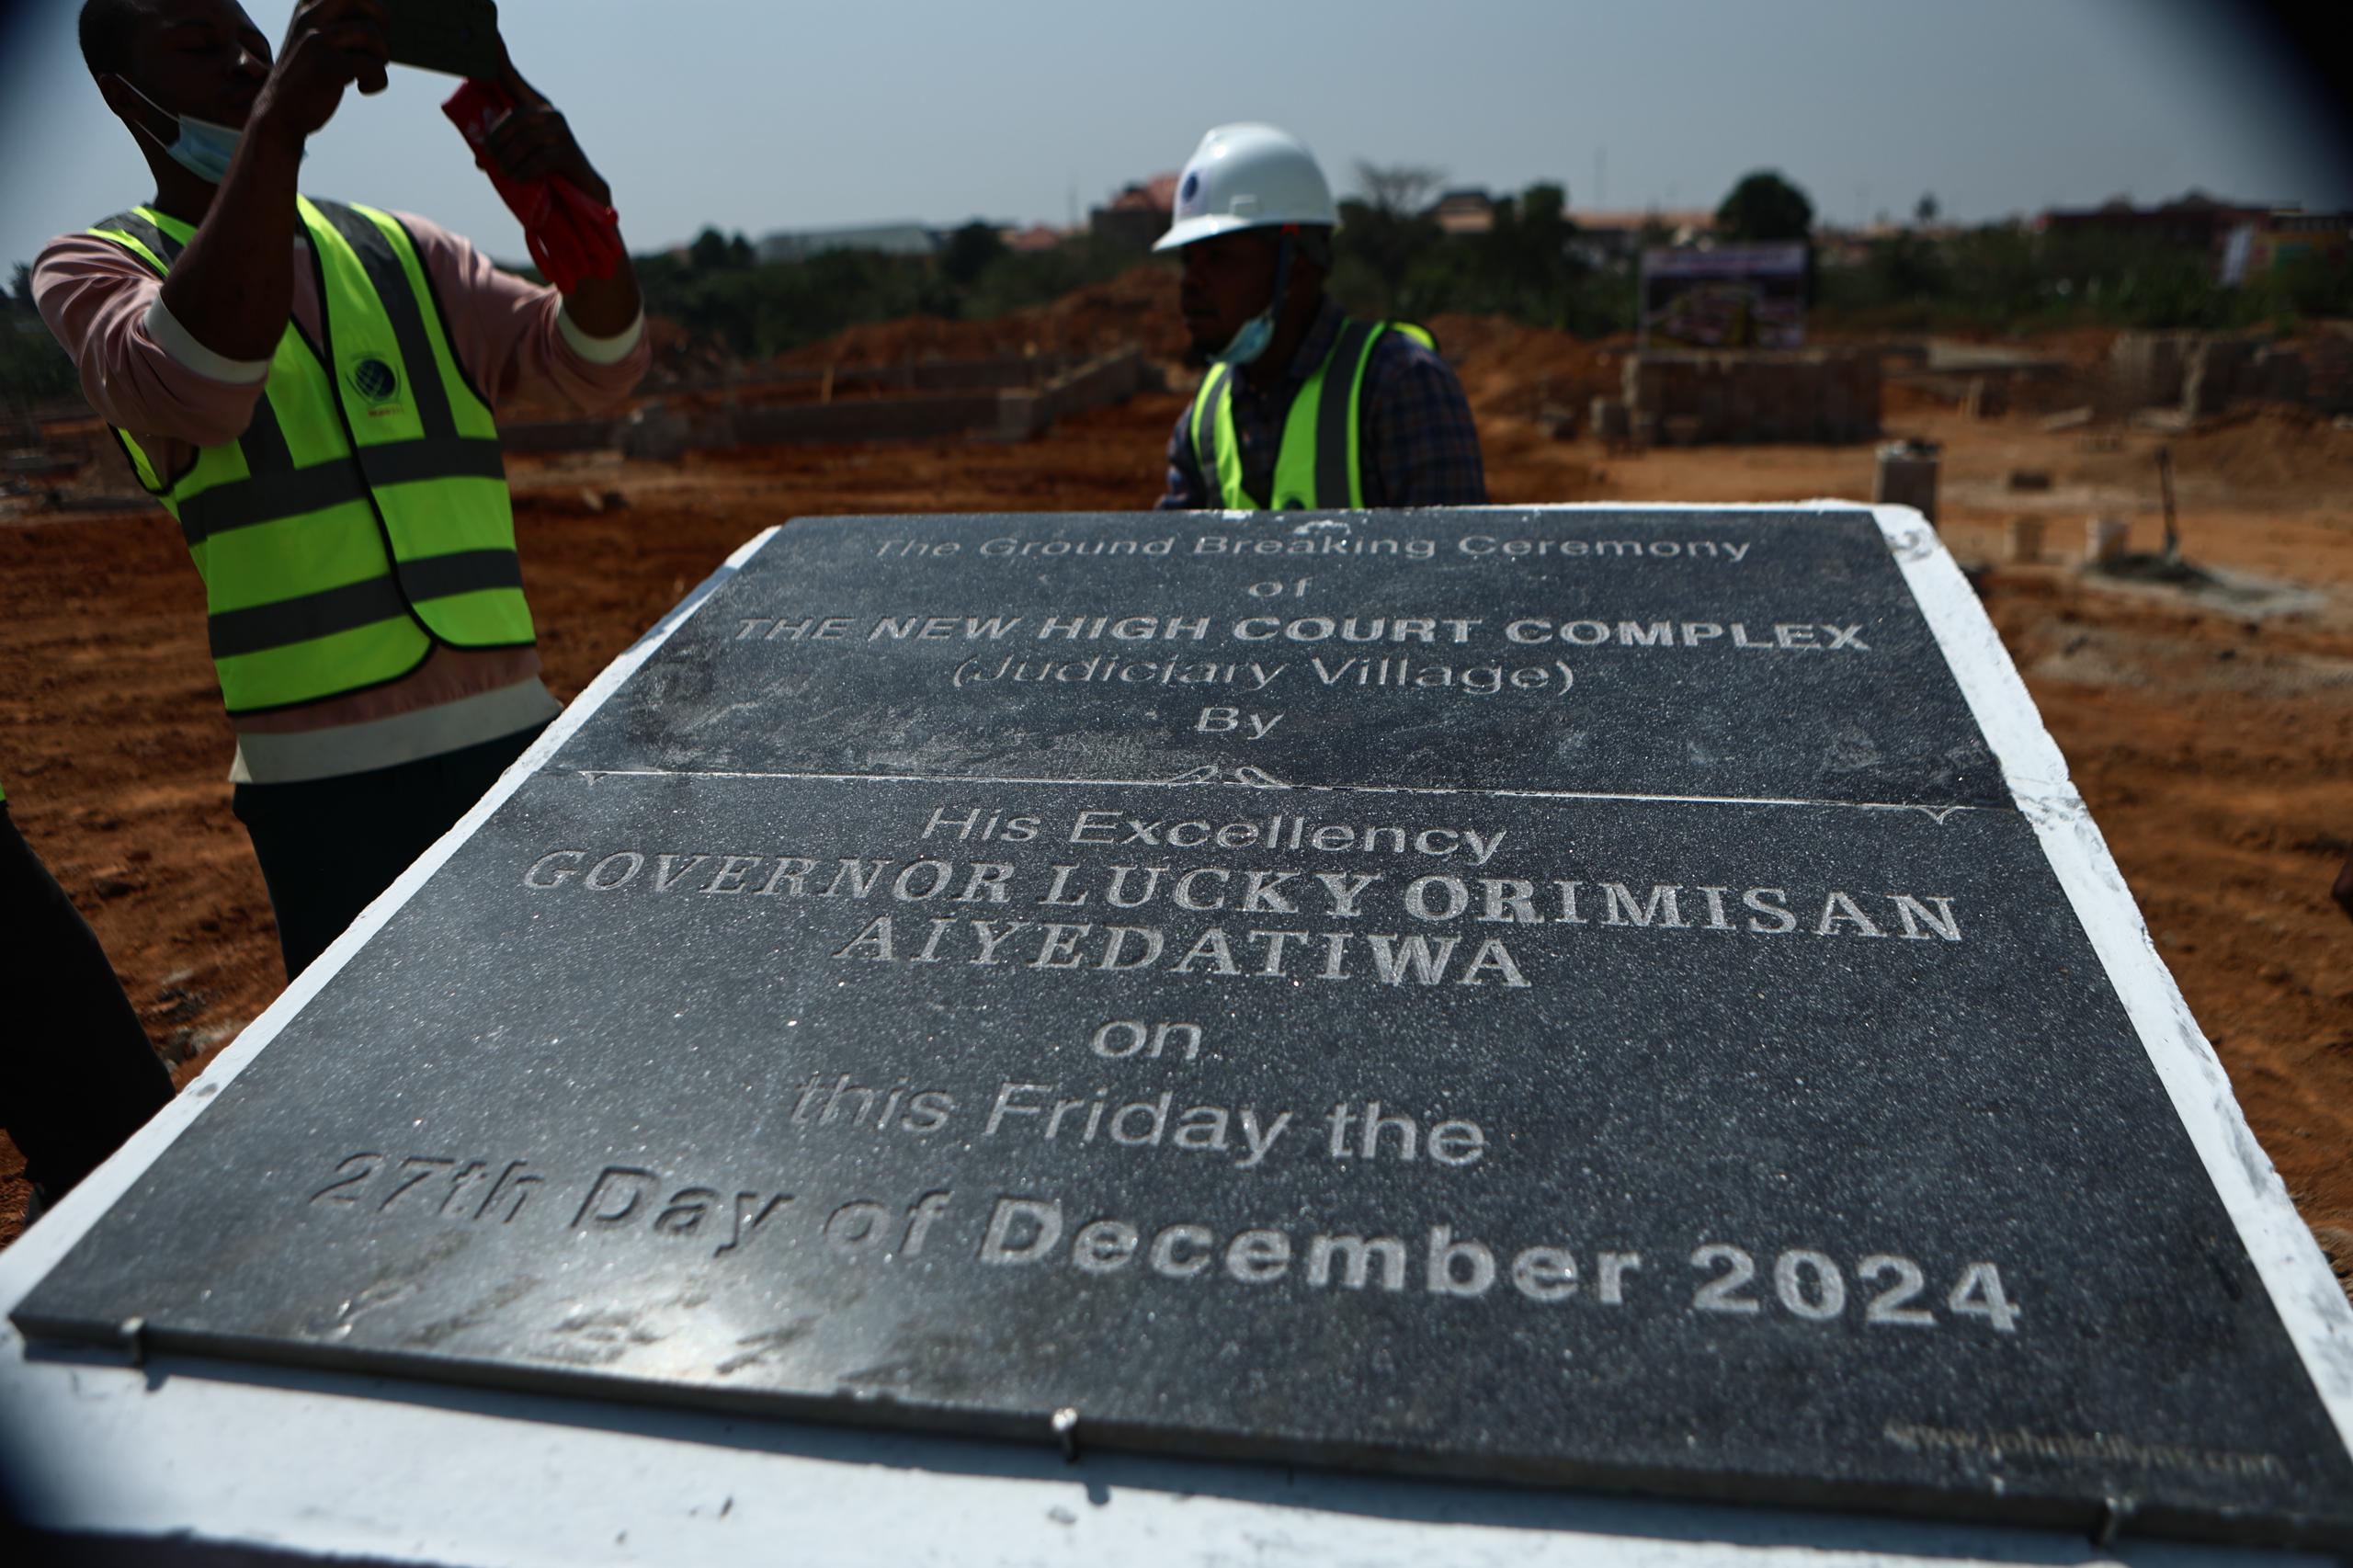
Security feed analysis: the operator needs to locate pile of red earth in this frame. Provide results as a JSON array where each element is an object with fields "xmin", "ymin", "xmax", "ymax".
[
  {"xmin": 1427, "ymin": 316, "xmax": 1631, "ymax": 423},
  {"xmin": 2165, "ymin": 403, "xmax": 2353, "ymax": 497},
  {"xmin": 773, "ymin": 264, "xmax": 1186, "ymax": 370}
]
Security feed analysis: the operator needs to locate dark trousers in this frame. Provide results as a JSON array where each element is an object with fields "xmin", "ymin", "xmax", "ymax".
[
  {"xmin": 233, "ymin": 723, "xmax": 545, "ymax": 982},
  {"xmin": 0, "ymin": 808, "xmax": 176, "ymax": 1202}
]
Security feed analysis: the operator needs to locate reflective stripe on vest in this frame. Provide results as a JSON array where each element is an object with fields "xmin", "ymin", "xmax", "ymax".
[
  {"xmin": 88, "ymin": 199, "xmax": 532, "ymax": 714},
  {"xmin": 1187, "ymin": 319, "xmax": 1435, "ymax": 510}
]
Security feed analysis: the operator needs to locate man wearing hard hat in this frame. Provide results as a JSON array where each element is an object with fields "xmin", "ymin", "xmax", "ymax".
[{"xmin": 1154, "ymin": 124, "xmax": 1485, "ymax": 511}]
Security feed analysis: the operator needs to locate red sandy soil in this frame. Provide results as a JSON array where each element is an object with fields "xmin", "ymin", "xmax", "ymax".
[
  {"xmin": 770, "ymin": 265, "xmax": 1190, "ymax": 370},
  {"xmin": 4, "ymin": 311, "xmax": 2348, "ymax": 1293}
]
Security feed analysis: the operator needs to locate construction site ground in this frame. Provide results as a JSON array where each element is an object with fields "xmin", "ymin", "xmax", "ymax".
[{"xmin": 4, "ymin": 313, "xmax": 2349, "ymax": 1295}]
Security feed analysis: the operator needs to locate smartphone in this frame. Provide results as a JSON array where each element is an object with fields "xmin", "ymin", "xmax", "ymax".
[{"xmin": 384, "ymin": 0, "xmax": 503, "ymax": 80}]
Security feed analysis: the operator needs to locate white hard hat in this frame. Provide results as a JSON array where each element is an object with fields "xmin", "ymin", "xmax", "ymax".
[{"xmin": 1154, "ymin": 123, "xmax": 1339, "ymax": 253}]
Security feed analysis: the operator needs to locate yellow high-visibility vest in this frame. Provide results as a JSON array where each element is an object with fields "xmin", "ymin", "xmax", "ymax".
[
  {"xmin": 89, "ymin": 199, "xmax": 533, "ymax": 714},
  {"xmin": 1187, "ymin": 319, "xmax": 1433, "ymax": 510}
]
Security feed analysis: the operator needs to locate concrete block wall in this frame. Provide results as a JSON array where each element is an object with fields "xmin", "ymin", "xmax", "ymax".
[
  {"xmin": 2289, "ymin": 335, "xmax": 2351, "ymax": 414},
  {"xmin": 2181, "ymin": 336, "xmax": 2261, "ymax": 416},
  {"xmin": 1036, "ymin": 349, "xmax": 1147, "ymax": 426},
  {"xmin": 904, "ymin": 356, "xmax": 1074, "ymax": 393},
  {"xmin": 2109, "ymin": 332, "xmax": 2195, "ymax": 407},
  {"xmin": 504, "ymin": 349, "xmax": 1154, "ymax": 458},
  {"xmin": 1622, "ymin": 350, "xmax": 1881, "ymax": 444},
  {"xmin": 502, "ymin": 419, "xmax": 619, "ymax": 455},
  {"xmin": 2107, "ymin": 331, "xmax": 2336, "ymax": 415},
  {"xmin": 728, "ymin": 394, "xmax": 1004, "ymax": 446},
  {"xmin": 642, "ymin": 355, "xmax": 1079, "ymax": 402}
]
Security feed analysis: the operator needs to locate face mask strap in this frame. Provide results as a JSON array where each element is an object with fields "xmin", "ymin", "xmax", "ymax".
[
  {"xmin": 1211, "ymin": 227, "xmax": 1300, "ymax": 368},
  {"xmin": 110, "ymin": 75, "xmax": 244, "ymax": 185},
  {"xmin": 1267, "ymin": 228, "xmax": 1298, "ymax": 325},
  {"xmin": 112, "ymin": 76, "xmax": 180, "ymax": 147}
]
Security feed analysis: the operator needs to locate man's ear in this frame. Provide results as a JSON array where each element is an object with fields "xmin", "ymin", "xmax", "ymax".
[{"xmin": 97, "ymin": 73, "xmax": 154, "ymax": 136}]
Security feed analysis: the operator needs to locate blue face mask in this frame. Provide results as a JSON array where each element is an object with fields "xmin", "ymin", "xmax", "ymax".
[
  {"xmin": 1210, "ymin": 310, "xmax": 1275, "ymax": 368},
  {"xmin": 1207, "ymin": 232, "xmax": 1298, "ymax": 368},
  {"xmin": 120, "ymin": 80, "xmax": 246, "ymax": 185}
]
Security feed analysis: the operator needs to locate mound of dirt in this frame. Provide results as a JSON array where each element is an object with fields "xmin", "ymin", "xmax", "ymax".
[
  {"xmin": 2166, "ymin": 403, "xmax": 2353, "ymax": 496},
  {"xmin": 1026, "ymin": 265, "xmax": 1188, "ymax": 360},
  {"xmin": 1426, "ymin": 315, "xmax": 1631, "ymax": 421},
  {"xmin": 773, "ymin": 265, "xmax": 1185, "ymax": 370}
]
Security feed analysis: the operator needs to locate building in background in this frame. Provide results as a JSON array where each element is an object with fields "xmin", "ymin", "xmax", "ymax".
[
  {"xmin": 2219, "ymin": 210, "xmax": 2353, "ymax": 283},
  {"xmin": 756, "ymin": 223, "xmax": 940, "ymax": 265},
  {"xmin": 1089, "ymin": 176, "xmax": 1180, "ymax": 254},
  {"xmin": 1569, "ymin": 208, "xmax": 1716, "ymax": 267},
  {"xmin": 1428, "ymin": 189, "xmax": 1496, "ymax": 237},
  {"xmin": 2034, "ymin": 193, "xmax": 2271, "ymax": 276},
  {"xmin": 1002, "ymin": 224, "xmax": 1071, "ymax": 255},
  {"xmin": 1639, "ymin": 242, "xmax": 1809, "ymax": 349}
]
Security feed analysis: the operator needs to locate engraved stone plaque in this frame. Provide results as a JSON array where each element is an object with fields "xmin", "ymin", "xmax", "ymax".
[
  {"xmin": 551, "ymin": 509, "xmax": 2004, "ymax": 803},
  {"xmin": 16, "ymin": 509, "xmax": 2351, "ymax": 1550}
]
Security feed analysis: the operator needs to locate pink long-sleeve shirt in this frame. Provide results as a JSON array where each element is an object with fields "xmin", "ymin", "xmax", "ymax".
[{"xmin": 33, "ymin": 205, "xmax": 648, "ymax": 783}]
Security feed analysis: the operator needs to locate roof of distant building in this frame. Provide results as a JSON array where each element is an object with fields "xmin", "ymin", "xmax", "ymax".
[
  {"xmin": 2036, "ymin": 193, "xmax": 2279, "ymax": 231},
  {"xmin": 756, "ymin": 223, "xmax": 939, "ymax": 262},
  {"xmin": 1432, "ymin": 189, "xmax": 1495, "ymax": 236},
  {"xmin": 1572, "ymin": 208, "xmax": 1717, "ymax": 234},
  {"xmin": 2253, "ymin": 210, "xmax": 2352, "ymax": 233},
  {"xmin": 1106, "ymin": 174, "xmax": 1182, "ymax": 216}
]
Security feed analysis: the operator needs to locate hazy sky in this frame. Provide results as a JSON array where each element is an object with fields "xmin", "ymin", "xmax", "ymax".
[{"xmin": 1, "ymin": 0, "xmax": 2346, "ymax": 273}]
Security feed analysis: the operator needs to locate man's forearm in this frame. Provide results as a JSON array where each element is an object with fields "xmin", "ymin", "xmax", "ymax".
[
  {"xmin": 156, "ymin": 115, "xmax": 306, "ymax": 363},
  {"xmin": 562, "ymin": 252, "xmax": 641, "ymax": 338}
]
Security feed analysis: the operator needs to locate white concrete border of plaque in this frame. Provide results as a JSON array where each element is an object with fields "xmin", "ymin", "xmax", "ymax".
[{"xmin": 1, "ymin": 506, "xmax": 2346, "ymax": 1568}]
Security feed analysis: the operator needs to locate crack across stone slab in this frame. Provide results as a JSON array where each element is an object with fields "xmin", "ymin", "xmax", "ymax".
[{"xmin": 564, "ymin": 767, "xmax": 2014, "ymax": 820}]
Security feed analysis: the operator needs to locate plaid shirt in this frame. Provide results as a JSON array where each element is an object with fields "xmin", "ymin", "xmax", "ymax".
[{"xmin": 1157, "ymin": 297, "xmax": 1487, "ymax": 510}]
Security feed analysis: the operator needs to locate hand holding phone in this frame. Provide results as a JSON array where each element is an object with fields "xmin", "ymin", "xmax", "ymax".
[
  {"xmin": 384, "ymin": 0, "xmax": 503, "ymax": 81},
  {"xmin": 253, "ymin": 0, "xmax": 392, "ymax": 143}
]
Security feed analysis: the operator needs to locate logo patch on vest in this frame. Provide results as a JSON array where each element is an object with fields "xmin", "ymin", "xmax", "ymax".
[{"xmin": 345, "ymin": 354, "xmax": 402, "ymax": 410}]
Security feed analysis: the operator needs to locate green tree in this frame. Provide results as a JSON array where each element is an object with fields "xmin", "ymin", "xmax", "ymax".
[
  {"xmin": 2, "ymin": 312, "xmax": 80, "ymax": 407},
  {"xmin": 688, "ymin": 227, "xmax": 734, "ymax": 271},
  {"xmin": 942, "ymin": 222, "xmax": 1007, "ymax": 289},
  {"xmin": 961, "ymin": 233, "xmax": 1139, "ymax": 322},
  {"xmin": 1334, "ymin": 163, "xmax": 1448, "ymax": 314},
  {"xmin": 1451, "ymin": 182, "xmax": 1588, "ymax": 326},
  {"xmin": 1353, "ymin": 162, "xmax": 1445, "ymax": 220},
  {"xmin": 1714, "ymin": 171, "xmax": 1815, "ymax": 243}
]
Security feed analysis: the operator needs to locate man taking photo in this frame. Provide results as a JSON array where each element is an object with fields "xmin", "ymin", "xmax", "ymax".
[{"xmin": 35, "ymin": 0, "xmax": 648, "ymax": 980}]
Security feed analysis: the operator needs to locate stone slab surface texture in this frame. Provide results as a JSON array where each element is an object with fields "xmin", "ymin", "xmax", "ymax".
[
  {"xmin": 552, "ymin": 509, "xmax": 2003, "ymax": 804},
  {"xmin": 16, "ymin": 508, "xmax": 2351, "ymax": 1551}
]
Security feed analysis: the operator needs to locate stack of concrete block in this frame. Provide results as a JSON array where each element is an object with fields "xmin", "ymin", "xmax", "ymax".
[
  {"xmin": 2109, "ymin": 331, "xmax": 2321, "ymax": 416},
  {"xmin": 2181, "ymin": 336, "xmax": 2260, "ymax": 416},
  {"xmin": 730, "ymin": 394, "xmax": 999, "ymax": 446},
  {"xmin": 618, "ymin": 407, "xmax": 694, "ymax": 461},
  {"xmin": 502, "ymin": 419, "xmax": 619, "ymax": 455},
  {"xmin": 2109, "ymin": 332, "xmax": 2196, "ymax": 407},
  {"xmin": 1621, "ymin": 350, "xmax": 1881, "ymax": 445},
  {"xmin": 1871, "ymin": 439, "xmax": 1939, "ymax": 524},
  {"xmin": 1962, "ymin": 378, "xmax": 2009, "ymax": 418},
  {"xmin": 1033, "ymin": 349, "xmax": 1148, "ymax": 427},
  {"xmin": 2298, "ymin": 335, "xmax": 2351, "ymax": 413},
  {"xmin": 2244, "ymin": 346, "xmax": 2303, "ymax": 404},
  {"xmin": 506, "ymin": 349, "xmax": 1155, "ymax": 457}
]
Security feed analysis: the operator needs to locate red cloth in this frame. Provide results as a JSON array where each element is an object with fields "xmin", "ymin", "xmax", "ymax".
[{"xmin": 441, "ymin": 80, "xmax": 623, "ymax": 293}]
